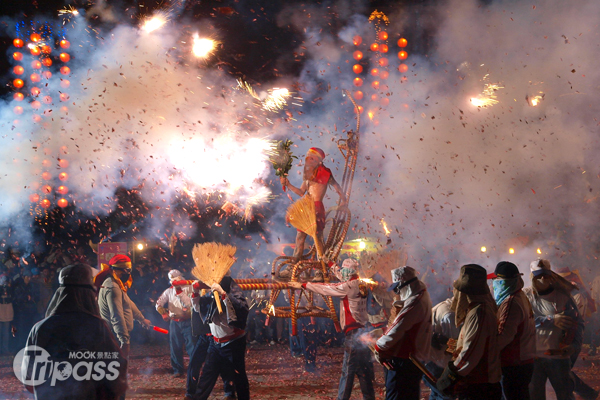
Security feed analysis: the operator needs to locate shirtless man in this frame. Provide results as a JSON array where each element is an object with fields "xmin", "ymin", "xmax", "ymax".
[{"xmin": 279, "ymin": 147, "xmax": 346, "ymax": 262}]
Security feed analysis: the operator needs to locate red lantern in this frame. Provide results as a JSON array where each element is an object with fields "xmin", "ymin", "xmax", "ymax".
[
  {"xmin": 30, "ymin": 73, "xmax": 41, "ymax": 83},
  {"xmin": 59, "ymin": 172, "xmax": 68, "ymax": 181},
  {"xmin": 13, "ymin": 106, "xmax": 23, "ymax": 115},
  {"xmin": 398, "ymin": 51, "xmax": 408, "ymax": 60},
  {"xmin": 371, "ymin": 81, "xmax": 380, "ymax": 89},
  {"xmin": 59, "ymin": 159, "xmax": 69, "ymax": 168},
  {"xmin": 370, "ymin": 68, "xmax": 379, "ymax": 76},
  {"xmin": 60, "ymin": 66, "xmax": 71, "ymax": 75},
  {"xmin": 43, "ymin": 71, "xmax": 52, "ymax": 79},
  {"xmin": 42, "ymin": 184, "xmax": 52, "ymax": 193},
  {"xmin": 42, "ymin": 172, "xmax": 52, "ymax": 180},
  {"xmin": 352, "ymin": 51, "xmax": 363, "ymax": 61},
  {"xmin": 41, "ymin": 45, "xmax": 52, "ymax": 54},
  {"xmin": 370, "ymin": 43, "xmax": 379, "ymax": 52},
  {"xmin": 13, "ymin": 93, "xmax": 24, "ymax": 101},
  {"xmin": 352, "ymin": 64, "xmax": 363, "ymax": 74},
  {"xmin": 380, "ymin": 97, "xmax": 390, "ymax": 107},
  {"xmin": 378, "ymin": 31, "xmax": 388, "ymax": 41},
  {"xmin": 398, "ymin": 64, "xmax": 409, "ymax": 73},
  {"xmin": 31, "ymin": 87, "xmax": 41, "ymax": 96},
  {"xmin": 352, "ymin": 35, "xmax": 362, "ymax": 46},
  {"xmin": 13, "ymin": 52, "xmax": 23, "ymax": 61},
  {"xmin": 398, "ymin": 38, "xmax": 408, "ymax": 48},
  {"xmin": 353, "ymin": 77, "xmax": 363, "ymax": 87},
  {"xmin": 30, "ymin": 46, "xmax": 41, "ymax": 56},
  {"xmin": 60, "ymin": 93, "xmax": 70, "ymax": 102},
  {"xmin": 378, "ymin": 58, "xmax": 389, "ymax": 67},
  {"xmin": 354, "ymin": 91, "xmax": 363, "ymax": 100},
  {"xmin": 13, "ymin": 79, "xmax": 24, "ymax": 88},
  {"xmin": 59, "ymin": 53, "xmax": 71, "ymax": 63},
  {"xmin": 40, "ymin": 199, "xmax": 51, "ymax": 209},
  {"xmin": 379, "ymin": 44, "xmax": 388, "ymax": 53},
  {"xmin": 57, "ymin": 198, "xmax": 68, "ymax": 208},
  {"xmin": 13, "ymin": 38, "xmax": 24, "ymax": 48},
  {"xmin": 42, "ymin": 58, "xmax": 52, "ymax": 67},
  {"xmin": 60, "ymin": 40, "xmax": 70, "ymax": 49},
  {"xmin": 57, "ymin": 185, "xmax": 69, "ymax": 195},
  {"xmin": 357, "ymin": 105, "xmax": 364, "ymax": 113},
  {"xmin": 13, "ymin": 66, "xmax": 24, "ymax": 75},
  {"xmin": 60, "ymin": 79, "xmax": 70, "ymax": 88},
  {"xmin": 380, "ymin": 70, "xmax": 390, "ymax": 80},
  {"xmin": 29, "ymin": 193, "xmax": 40, "ymax": 203},
  {"xmin": 30, "ymin": 33, "xmax": 42, "ymax": 42},
  {"xmin": 31, "ymin": 60, "xmax": 42, "ymax": 70}
]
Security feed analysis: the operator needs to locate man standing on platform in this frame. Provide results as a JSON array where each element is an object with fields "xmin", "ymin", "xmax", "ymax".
[{"xmin": 156, "ymin": 269, "xmax": 197, "ymax": 377}]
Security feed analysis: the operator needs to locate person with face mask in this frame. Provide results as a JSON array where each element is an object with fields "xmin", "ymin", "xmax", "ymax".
[
  {"xmin": 96, "ymin": 254, "xmax": 151, "ymax": 359},
  {"xmin": 524, "ymin": 259, "xmax": 584, "ymax": 400},
  {"xmin": 488, "ymin": 261, "xmax": 536, "ymax": 400},
  {"xmin": 156, "ymin": 269, "xmax": 197, "ymax": 377},
  {"xmin": 373, "ymin": 266, "xmax": 432, "ymax": 400},
  {"xmin": 289, "ymin": 258, "xmax": 375, "ymax": 400},
  {"xmin": 436, "ymin": 264, "xmax": 501, "ymax": 400}
]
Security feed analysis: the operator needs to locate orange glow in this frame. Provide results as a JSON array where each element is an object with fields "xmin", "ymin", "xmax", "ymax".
[
  {"xmin": 371, "ymin": 81, "xmax": 380, "ymax": 89},
  {"xmin": 380, "ymin": 70, "xmax": 390, "ymax": 80},
  {"xmin": 13, "ymin": 79, "xmax": 24, "ymax": 88},
  {"xmin": 378, "ymin": 57, "xmax": 388, "ymax": 67},
  {"xmin": 29, "ymin": 194, "xmax": 40, "ymax": 203},
  {"xmin": 31, "ymin": 87, "xmax": 41, "ymax": 96},
  {"xmin": 398, "ymin": 38, "xmax": 408, "ymax": 48},
  {"xmin": 60, "ymin": 79, "xmax": 70, "ymax": 88},
  {"xmin": 13, "ymin": 66, "xmax": 24, "ymax": 75},
  {"xmin": 60, "ymin": 93, "xmax": 70, "ymax": 102},
  {"xmin": 59, "ymin": 53, "xmax": 71, "ymax": 62},
  {"xmin": 380, "ymin": 97, "xmax": 390, "ymax": 107},
  {"xmin": 379, "ymin": 44, "xmax": 388, "ymax": 53},
  {"xmin": 57, "ymin": 185, "xmax": 69, "ymax": 195},
  {"xmin": 41, "ymin": 45, "xmax": 51, "ymax": 54},
  {"xmin": 60, "ymin": 40, "xmax": 70, "ymax": 49},
  {"xmin": 59, "ymin": 159, "xmax": 69, "ymax": 168},
  {"xmin": 354, "ymin": 91, "xmax": 363, "ymax": 100},
  {"xmin": 353, "ymin": 35, "xmax": 362, "ymax": 46},
  {"xmin": 13, "ymin": 52, "xmax": 23, "ymax": 61},
  {"xmin": 30, "ymin": 46, "xmax": 41, "ymax": 56},
  {"xmin": 31, "ymin": 101, "xmax": 41, "ymax": 109},
  {"xmin": 357, "ymin": 105, "xmax": 364, "ymax": 113},
  {"xmin": 30, "ymin": 33, "xmax": 41, "ymax": 42},
  {"xmin": 60, "ymin": 106, "xmax": 69, "ymax": 114},
  {"xmin": 370, "ymin": 68, "xmax": 379, "ymax": 76},
  {"xmin": 370, "ymin": 94, "xmax": 379, "ymax": 101},
  {"xmin": 370, "ymin": 43, "xmax": 379, "ymax": 52},
  {"xmin": 42, "ymin": 58, "xmax": 52, "ymax": 67},
  {"xmin": 13, "ymin": 106, "xmax": 23, "ymax": 115},
  {"xmin": 40, "ymin": 199, "xmax": 51, "ymax": 209},
  {"xmin": 353, "ymin": 50, "xmax": 363, "ymax": 61},
  {"xmin": 42, "ymin": 172, "xmax": 51, "ymax": 181},
  {"xmin": 13, "ymin": 93, "xmax": 24, "ymax": 101},
  {"xmin": 31, "ymin": 60, "xmax": 42, "ymax": 69},
  {"xmin": 13, "ymin": 38, "xmax": 24, "ymax": 48},
  {"xmin": 378, "ymin": 31, "xmax": 388, "ymax": 41},
  {"xmin": 32, "ymin": 114, "xmax": 42, "ymax": 123},
  {"xmin": 398, "ymin": 51, "xmax": 408, "ymax": 60},
  {"xmin": 59, "ymin": 172, "xmax": 68, "ymax": 181},
  {"xmin": 43, "ymin": 96, "xmax": 52, "ymax": 104},
  {"xmin": 398, "ymin": 64, "xmax": 409, "ymax": 73},
  {"xmin": 60, "ymin": 66, "xmax": 71, "ymax": 75},
  {"xmin": 30, "ymin": 73, "xmax": 41, "ymax": 83},
  {"xmin": 57, "ymin": 198, "xmax": 68, "ymax": 208},
  {"xmin": 352, "ymin": 64, "xmax": 363, "ymax": 74},
  {"xmin": 368, "ymin": 111, "xmax": 374, "ymax": 120},
  {"xmin": 353, "ymin": 77, "xmax": 363, "ymax": 87},
  {"xmin": 42, "ymin": 71, "xmax": 52, "ymax": 79}
]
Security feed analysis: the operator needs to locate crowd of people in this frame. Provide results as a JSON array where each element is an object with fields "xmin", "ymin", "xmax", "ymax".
[{"xmin": 4, "ymin": 243, "xmax": 600, "ymax": 400}]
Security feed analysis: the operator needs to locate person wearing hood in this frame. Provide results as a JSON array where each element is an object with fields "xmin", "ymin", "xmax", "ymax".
[
  {"xmin": 190, "ymin": 275, "xmax": 249, "ymax": 400},
  {"xmin": 489, "ymin": 261, "xmax": 536, "ymax": 400},
  {"xmin": 436, "ymin": 264, "xmax": 501, "ymax": 400},
  {"xmin": 289, "ymin": 258, "xmax": 375, "ymax": 400},
  {"xmin": 155, "ymin": 269, "xmax": 197, "ymax": 377},
  {"xmin": 372, "ymin": 266, "xmax": 432, "ymax": 400},
  {"xmin": 96, "ymin": 255, "xmax": 151, "ymax": 359},
  {"xmin": 524, "ymin": 259, "xmax": 584, "ymax": 400},
  {"xmin": 24, "ymin": 263, "xmax": 127, "ymax": 400}
]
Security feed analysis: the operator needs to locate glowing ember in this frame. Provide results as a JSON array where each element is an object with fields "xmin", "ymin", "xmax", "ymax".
[
  {"xmin": 142, "ymin": 16, "xmax": 167, "ymax": 33},
  {"xmin": 360, "ymin": 278, "xmax": 377, "ymax": 286},
  {"xmin": 182, "ymin": 187, "xmax": 196, "ymax": 199},
  {"xmin": 526, "ymin": 92, "xmax": 545, "ymax": 107},
  {"xmin": 192, "ymin": 34, "xmax": 216, "ymax": 58},
  {"xmin": 381, "ymin": 218, "xmax": 391, "ymax": 236},
  {"xmin": 58, "ymin": 6, "xmax": 79, "ymax": 17},
  {"xmin": 470, "ymin": 74, "xmax": 503, "ymax": 108},
  {"xmin": 262, "ymin": 88, "xmax": 291, "ymax": 112},
  {"xmin": 269, "ymin": 305, "xmax": 275, "ymax": 316}
]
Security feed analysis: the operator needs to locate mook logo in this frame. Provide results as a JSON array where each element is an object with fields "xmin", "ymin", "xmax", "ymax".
[{"xmin": 13, "ymin": 345, "xmax": 121, "ymax": 386}]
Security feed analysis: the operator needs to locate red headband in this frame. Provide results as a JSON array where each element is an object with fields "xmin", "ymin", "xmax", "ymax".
[{"xmin": 307, "ymin": 147, "xmax": 325, "ymax": 160}]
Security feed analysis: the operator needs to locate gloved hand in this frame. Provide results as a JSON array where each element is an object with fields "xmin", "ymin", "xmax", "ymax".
[
  {"xmin": 436, "ymin": 361, "xmax": 461, "ymax": 395},
  {"xmin": 120, "ymin": 342, "xmax": 130, "ymax": 359},
  {"xmin": 162, "ymin": 314, "xmax": 170, "ymax": 322},
  {"xmin": 553, "ymin": 314, "xmax": 575, "ymax": 330}
]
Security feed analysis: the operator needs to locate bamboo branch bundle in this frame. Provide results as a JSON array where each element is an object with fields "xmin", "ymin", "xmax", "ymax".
[{"xmin": 191, "ymin": 242, "xmax": 237, "ymax": 313}]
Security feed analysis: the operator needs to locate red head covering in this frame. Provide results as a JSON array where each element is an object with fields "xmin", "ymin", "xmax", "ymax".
[
  {"xmin": 307, "ymin": 147, "xmax": 325, "ymax": 160},
  {"xmin": 108, "ymin": 254, "xmax": 132, "ymax": 269}
]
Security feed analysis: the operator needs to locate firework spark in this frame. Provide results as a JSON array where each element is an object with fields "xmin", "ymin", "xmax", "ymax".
[
  {"xmin": 470, "ymin": 74, "xmax": 503, "ymax": 108},
  {"xmin": 142, "ymin": 15, "xmax": 167, "ymax": 33},
  {"xmin": 192, "ymin": 34, "xmax": 216, "ymax": 58},
  {"xmin": 58, "ymin": 5, "xmax": 79, "ymax": 17},
  {"xmin": 381, "ymin": 218, "xmax": 391, "ymax": 236},
  {"xmin": 262, "ymin": 88, "xmax": 291, "ymax": 112}
]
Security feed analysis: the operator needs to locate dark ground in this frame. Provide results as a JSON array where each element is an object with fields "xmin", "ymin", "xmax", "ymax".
[{"xmin": 1, "ymin": 341, "xmax": 599, "ymax": 399}]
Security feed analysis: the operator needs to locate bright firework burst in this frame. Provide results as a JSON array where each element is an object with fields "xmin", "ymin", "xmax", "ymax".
[
  {"xmin": 192, "ymin": 34, "xmax": 216, "ymax": 58},
  {"xmin": 142, "ymin": 15, "xmax": 167, "ymax": 33},
  {"xmin": 470, "ymin": 74, "xmax": 503, "ymax": 108},
  {"xmin": 58, "ymin": 5, "xmax": 79, "ymax": 17},
  {"xmin": 262, "ymin": 88, "xmax": 291, "ymax": 112}
]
